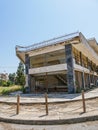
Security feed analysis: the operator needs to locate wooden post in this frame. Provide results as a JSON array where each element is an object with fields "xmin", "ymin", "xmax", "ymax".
[
  {"xmin": 16, "ymin": 95, "xmax": 20, "ymax": 114},
  {"xmin": 82, "ymin": 90, "xmax": 86, "ymax": 113},
  {"xmin": 45, "ymin": 93, "xmax": 48, "ymax": 115}
]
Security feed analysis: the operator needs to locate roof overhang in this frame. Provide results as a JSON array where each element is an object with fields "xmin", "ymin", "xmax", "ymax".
[
  {"xmin": 88, "ymin": 38, "xmax": 98, "ymax": 54},
  {"xmin": 16, "ymin": 32, "xmax": 98, "ymax": 65},
  {"xmin": 16, "ymin": 32, "xmax": 81, "ymax": 62}
]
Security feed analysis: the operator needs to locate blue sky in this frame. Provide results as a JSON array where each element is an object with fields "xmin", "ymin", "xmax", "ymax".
[{"xmin": 0, "ymin": 0, "xmax": 98, "ymax": 73}]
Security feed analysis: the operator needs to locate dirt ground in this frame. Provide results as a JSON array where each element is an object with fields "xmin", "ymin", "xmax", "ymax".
[{"xmin": 0, "ymin": 98, "xmax": 98, "ymax": 120}]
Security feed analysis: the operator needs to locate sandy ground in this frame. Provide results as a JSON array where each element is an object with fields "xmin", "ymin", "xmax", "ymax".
[{"xmin": 0, "ymin": 98, "xmax": 98, "ymax": 120}]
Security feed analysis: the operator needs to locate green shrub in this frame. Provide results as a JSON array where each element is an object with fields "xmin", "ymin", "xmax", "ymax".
[
  {"xmin": 22, "ymin": 87, "xmax": 26, "ymax": 93},
  {"xmin": 0, "ymin": 85, "xmax": 22, "ymax": 95},
  {"xmin": 6, "ymin": 80, "xmax": 13, "ymax": 86},
  {"xmin": 2, "ymin": 89, "xmax": 10, "ymax": 95},
  {"xmin": 0, "ymin": 80, "xmax": 14, "ymax": 87},
  {"xmin": 76, "ymin": 87, "xmax": 81, "ymax": 93},
  {"xmin": 2, "ymin": 81, "xmax": 7, "ymax": 87}
]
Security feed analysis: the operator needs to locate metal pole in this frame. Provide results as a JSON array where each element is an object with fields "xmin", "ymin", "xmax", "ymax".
[
  {"xmin": 16, "ymin": 95, "xmax": 20, "ymax": 114},
  {"xmin": 45, "ymin": 93, "xmax": 48, "ymax": 115},
  {"xmin": 82, "ymin": 90, "xmax": 86, "ymax": 113}
]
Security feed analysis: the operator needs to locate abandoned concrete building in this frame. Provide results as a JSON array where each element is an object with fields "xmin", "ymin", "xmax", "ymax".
[{"xmin": 16, "ymin": 32, "xmax": 98, "ymax": 93}]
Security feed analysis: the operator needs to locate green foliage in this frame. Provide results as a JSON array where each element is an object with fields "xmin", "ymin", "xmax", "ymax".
[
  {"xmin": 0, "ymin": 85, "xmax": 22, "ymax": 95},
  {"xmin": 6, "ymin": 80, "xmax": 13, "ymax": 86},
  {"xmin": 76, "ymin": 87, "xmax": 81, "ymax": 93},
  {"xmin": 2, "ymin": 81, "xmax": 7, "ymax": 86},
  {"xmin": 0, "ymin": 62, "xmax": 25, "ymax": 87},
  {"xmin": 9, "ymin": 73, "xmax": 16, "ymax": 84},
  {"xmin": 0, "ymin": 80, "xmax": 12, "ymax": 87},
  {"xmin": 15, "ymin": 62, "xmax": 25, "ymax": 86},
  {"xmin": 21, "ymin": 86, "xmax": 26, "ymax": 93},
  {"xmin": 0, "ymin": 80, "xmax": 3, "ymax": 86}
]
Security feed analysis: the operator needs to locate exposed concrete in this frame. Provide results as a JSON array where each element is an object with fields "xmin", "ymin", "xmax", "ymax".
[
  {"xmin": 25, "ymin": 54, "xmax": 31, "ymax": 92},
  {"xmin": 65, "ymin": 44, "xmax": 76, "ymax": 93},
  {"xmin": 29, "ymin": 63, "xmax": 67, "ymax": 74},
  {"xmin": 0, "ymin": 115, "xmax": 98, "ymax": 125}
]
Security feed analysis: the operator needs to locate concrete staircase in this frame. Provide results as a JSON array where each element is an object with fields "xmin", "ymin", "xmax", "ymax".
[{"xmin": 56, "ymin": 74, "xmax": 67, "ymax": 85}]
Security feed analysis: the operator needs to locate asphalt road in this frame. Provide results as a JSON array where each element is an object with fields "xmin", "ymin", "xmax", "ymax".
[{"xmin": 0, "ymin": 121, "xmax": 98, "ymax": 130}]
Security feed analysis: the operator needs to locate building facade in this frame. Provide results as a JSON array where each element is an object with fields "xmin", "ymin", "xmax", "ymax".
[
  {"xmin": 0, "ymin": 73, "xmax": 9, "ymax": 81},
  {"xmin": 16, "ymin": 32, "xmax": 98, "ymax": 93}
]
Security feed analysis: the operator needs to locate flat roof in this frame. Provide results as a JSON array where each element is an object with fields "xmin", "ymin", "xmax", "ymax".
[
  {"xmin": 16, "ymin": 31, "xmax": 80, "ymax": 52},
  {"xmin": 16, "ymin": 32, "xmax": 98, "ymax": 65}
]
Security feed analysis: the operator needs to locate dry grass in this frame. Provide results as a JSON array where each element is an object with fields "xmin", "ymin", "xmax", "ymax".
[{"xmin": 0, "ymin": 85, "xmax": 22, "ymax": 95}]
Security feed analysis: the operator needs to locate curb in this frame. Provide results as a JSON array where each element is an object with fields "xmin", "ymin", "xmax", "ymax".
[
  {"xmin": 0, "ymin": 115, "xmax": 98, "ymax": 125},
  {"xmin": 0, "ymin": 96, "xmax": 98, "ymax": 105}
]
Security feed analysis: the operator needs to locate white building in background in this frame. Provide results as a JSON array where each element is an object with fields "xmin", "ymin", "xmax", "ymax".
[{"xmin": 0, "ymin": 73, "xmax": 9, "ymax": 81}]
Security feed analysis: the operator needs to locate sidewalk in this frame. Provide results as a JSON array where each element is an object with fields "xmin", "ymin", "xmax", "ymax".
[
  {"xmin": 0, "ymin": 88, "xmax": 98, "ymax": 104},
  {"xmin": 0, "ymin": 88, "xmax": 98, "ymax": 125}
]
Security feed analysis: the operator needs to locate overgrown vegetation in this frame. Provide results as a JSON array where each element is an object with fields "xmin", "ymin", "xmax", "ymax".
[
  {"xmin": 9, "ymin": 73, "xmax": 16, "ymax": 84},
  {"xmin": 0, "ymin": 62, "xmax": 25, "ymax": 95},
  {"xmin": 0, "ymin": 62, "xmax": 25, "ymax": 87},
  {"xmin": 15, "ymin": 62, "xmax": 25, "ymax": 86},
  {"xmin": 0, "ymin": 80, "xmax": 13, "ymax": 87},
  {"xmin": 0, "ymin": 85, "xmax": 22, "ymax": 95}
]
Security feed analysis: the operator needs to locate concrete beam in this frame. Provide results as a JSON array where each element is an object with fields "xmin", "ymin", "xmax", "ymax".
[
  {"xmin": 29, "ymin": 63, "xmax": 67, "ymax": 74},
  {"xmin": 29, "ymin": 45, "xmax": 65, "ymax": 57}
]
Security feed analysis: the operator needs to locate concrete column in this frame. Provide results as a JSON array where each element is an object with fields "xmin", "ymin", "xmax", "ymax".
[
  {"xmin": 78, "ymin": 72, "xmax": 82, "ymax": 89},
  {"xmin": 65, "ymin": 44, "xmax": 76, "ymax": 93},
  {"xmin": 93, "ymin": 74, "xmax": 95, "ymax": 85},
  {"xmin": 80, "ymin": 52, "xmax": 85, "ymax": 89},
  {"xmin": 88, "ymin": 74, "xmax": 91, "ymax": 88},
  {"xmin": 87, "ymin": 59, "xmax": 91, "ymax": 88},
  {"xmin": 96, "ymin": 76, "xmax": 98, "ymax": 86},
  {"xmin": 86, "ymin": 58, "xmax": 90, "ymax": 87},
  {"xmin": 25, "ymin": 54, "xmax": 31, "ymax": 93},
  {"xmin": 94, "ymin": 75, "xmax": 97, "ymax": 86},
  {"xmin": 31, "ymin": 76, "xmax": 36, "ymax": 92}
]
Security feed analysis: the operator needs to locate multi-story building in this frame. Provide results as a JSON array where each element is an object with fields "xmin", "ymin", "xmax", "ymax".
[
  {"xmin": 0, "ymin": 73, "xmax": 9, "ymax": 81},
  {"xmin": 16, "ymin": 32, "xmax": 98, "ymax": 93}
]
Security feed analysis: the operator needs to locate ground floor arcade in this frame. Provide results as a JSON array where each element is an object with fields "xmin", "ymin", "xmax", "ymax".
[
  {"xmin": 27, "ymin": 70, "xmax": 98, "ymax": 93},
  {"xmin": 24, "ymin": 44, "xmax": 98, "ymax": 94}
]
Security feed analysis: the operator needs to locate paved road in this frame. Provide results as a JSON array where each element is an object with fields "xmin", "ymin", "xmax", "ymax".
[{"xmin": 0, "ymin": 121, "xmax": 98, "ymax": 130}]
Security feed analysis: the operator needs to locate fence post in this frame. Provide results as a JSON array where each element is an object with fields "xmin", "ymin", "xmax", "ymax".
[
  {"xmin": 82, "ymin": 90, "xmax": 86, "ymax": 113},
  {"xmin": 16, "ymin": 95, "xmax": 20, "ymax": 114},
  {"xmin": 45, "ymin": 93, "xmax": 48, "ymax": 115}
]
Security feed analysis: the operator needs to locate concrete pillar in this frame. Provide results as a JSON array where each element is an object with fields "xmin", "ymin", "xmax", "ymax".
[
  {"xmin": 80, "ymin": 52, "xmax": 85, "ymax": 89},
  {"xmin": 65, "ymin": 44, "xmax": 76, "ymax": 93},
  {"xmin": 86, "ymin": 58, "xmax": 90, "ymax": 88},
  {"xmin": 82, "ymin": 71, "xmax": 85, "ymax": 89},
  {"xmin": 31, "ymin": 76, "xmax": 36, "ymax": 92},
  {"xmin": 88, "ymin": 74, "xmax": 91, "ymax": 88},
  {"xmin": 94, "ymin": 75, "xmax": 96, "ymax": 86},
  {"xmin": 78, "ymin": 72, "xmax": 82, "ymax": 89},
  {"xmin": 93, "ymin": 74, "xmax": 95, "ymax": 85},
  {"xmin": 25, "ymin": 54, "xmax": 31, "ymax": 93},
  {"xmin": 96, "ymin": 76, "xmax": 98, "ymax": 86}
]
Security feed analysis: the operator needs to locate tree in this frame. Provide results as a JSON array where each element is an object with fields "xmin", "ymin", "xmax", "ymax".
[
  {"xmin": 9, "ymin": 73, "xmax": 16, "ymax": 84},
  {"xmin": 16, "ymin": 62, "xmax": 25, "ymax": 86}
]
